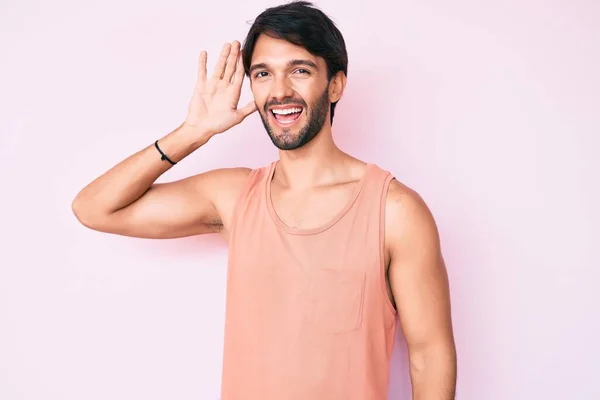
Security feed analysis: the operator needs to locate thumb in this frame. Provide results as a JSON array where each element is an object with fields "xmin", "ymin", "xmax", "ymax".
[{"xmin": 237, "ymin": 100, "xmax": 257, "ymax": 120}]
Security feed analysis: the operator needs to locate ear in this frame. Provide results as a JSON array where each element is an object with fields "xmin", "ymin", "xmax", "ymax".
[{"xmin": 328, "ymin": 71, "xmax": 347, "ymax": 103}]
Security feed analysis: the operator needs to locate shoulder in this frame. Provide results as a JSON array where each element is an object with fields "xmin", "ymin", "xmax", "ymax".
[
  {"xmin": 385, "ymin": 179, "xmax": 429, "ymax": 221},
  {"xmin": 209, "ymin": 167, "xmax": 254, "ymax": 190},
  {"xmin": 213, "ymin": 162, "xmax": 273, "ymax": 195},
  {"xmin": 384, "ymin": 178, "xmax": 441, "ymax": 255},
  {"xmin": 198, "ymin": 163, "xmax": 272, "ymax": 231},
  {"xmin": 185, "ymin": 166, "xmax": 253, "ymax": 198},
  {"xmin": 190, "ymin": 161, "xmax": 273, "ymax": 192}
]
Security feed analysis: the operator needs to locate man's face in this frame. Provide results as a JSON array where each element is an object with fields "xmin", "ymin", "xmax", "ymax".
[{"xmin": 248, "ymin": 35, "xmax": 331, "ymax": 151}]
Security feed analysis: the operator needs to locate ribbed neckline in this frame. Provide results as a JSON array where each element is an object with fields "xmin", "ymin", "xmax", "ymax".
[{"xmin": 265, "ymin": 160, "xmax": 374, "ymax": 236}]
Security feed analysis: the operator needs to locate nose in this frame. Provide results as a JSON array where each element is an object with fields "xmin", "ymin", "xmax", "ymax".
[{"xmin": 270, "ymin": 75, "xmax": 295, "ymax": 102}]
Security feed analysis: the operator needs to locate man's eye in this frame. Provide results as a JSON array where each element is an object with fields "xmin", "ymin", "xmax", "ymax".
[
  {"xmin": 254, "ymin": 71, "xmax": 268, "ymax": 78},
  {"xmin": 294, "ymin": 69, "xmax": 310, "ymax": 74}
]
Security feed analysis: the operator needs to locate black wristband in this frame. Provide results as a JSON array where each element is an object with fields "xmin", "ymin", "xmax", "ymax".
[{"xmin": 154, "ymin": 140, "xmax": 177, "ymax": 165}]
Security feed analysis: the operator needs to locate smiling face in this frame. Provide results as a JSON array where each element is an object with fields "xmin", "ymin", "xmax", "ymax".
[{"xmin": 248, "ymin": 34, "xmax": 333, "ymax": 151}]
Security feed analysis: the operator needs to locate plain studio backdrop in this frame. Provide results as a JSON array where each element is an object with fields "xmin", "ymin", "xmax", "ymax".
[{"xmin": 1, "ymin": 0, "xmax": 599, "ymax": 399}]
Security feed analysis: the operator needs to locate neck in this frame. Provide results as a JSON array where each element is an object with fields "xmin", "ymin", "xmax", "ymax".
[{"xmin": 274, "ymin": 127, "xmax": 350, "ymax": 190}]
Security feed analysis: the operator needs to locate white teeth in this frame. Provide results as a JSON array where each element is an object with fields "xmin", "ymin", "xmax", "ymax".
[{"xmin": 272, "ymin": 108, "xmax": 302, "ymax": 115}]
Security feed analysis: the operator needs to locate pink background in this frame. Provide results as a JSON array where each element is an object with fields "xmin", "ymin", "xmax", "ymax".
[{"xmin": 1, "ymin": 0, "xmax": 599, "ymax": 399}]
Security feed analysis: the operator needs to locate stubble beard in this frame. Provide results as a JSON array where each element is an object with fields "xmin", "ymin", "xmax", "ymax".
[{"xmin": 259, "ymin": 87, "xmax": 330, "ymax": 151}]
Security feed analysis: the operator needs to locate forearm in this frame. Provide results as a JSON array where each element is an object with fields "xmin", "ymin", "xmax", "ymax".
[
  {"xmin": 72, "ymin": 123, "xmax": 209, "ymax": 219},
  {"xmin": 410, "ymin": 346, "xmax": 457, "ymax": 400}
]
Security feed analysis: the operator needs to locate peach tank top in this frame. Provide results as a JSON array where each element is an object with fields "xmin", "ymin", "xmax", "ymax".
[{"xmin": 220, "ymin": 161, "xmax": 398, "ymax": 400}]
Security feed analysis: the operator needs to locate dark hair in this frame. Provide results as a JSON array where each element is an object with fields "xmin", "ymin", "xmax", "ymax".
[{"xmin": 242, "ymin": 1, "xmax": 348, "ymax": 124}]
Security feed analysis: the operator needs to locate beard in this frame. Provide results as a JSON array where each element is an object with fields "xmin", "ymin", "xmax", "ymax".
[{"xmin": 258, "ymin": 87, "xmax": 330, "ymax": 151}]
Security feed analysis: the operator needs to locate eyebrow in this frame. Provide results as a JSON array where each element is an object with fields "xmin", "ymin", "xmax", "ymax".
[{"xmin": 248, "ymin": 59, "xmax": 319, "ymax": 74}]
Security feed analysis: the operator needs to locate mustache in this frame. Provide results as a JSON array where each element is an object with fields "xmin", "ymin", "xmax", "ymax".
[{"xmin": 264, "ymin": 98, "xmax": 308, "ymax": 113}]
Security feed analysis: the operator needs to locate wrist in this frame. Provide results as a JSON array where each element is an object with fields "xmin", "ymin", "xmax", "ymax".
[
  {"xmin": 155, "ymin": 124, "xmax": 210, "ymax": 164},
  {"xmin": 176, "ymin": 122, "xmax": 213, "ymax": 147}
]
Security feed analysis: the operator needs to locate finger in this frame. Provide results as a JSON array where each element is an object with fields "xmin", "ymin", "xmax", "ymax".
[
  {"xmin": 237, "ymin": 100, "xmax": 257, "ymax": 120},
  {"xmin": 232, "ymin": 51, "xmax": 245, "ymax": 86},
  {"xmin": 212, "ymin": 43, "xmax": 231, "ymax": 80},
  {"xmin": 222, "ymin": 41, "xmax": 240, "ymax": 84},
  {"xmin": 197, "ymin": 51, "xmax": 207, "ymax": 84}
]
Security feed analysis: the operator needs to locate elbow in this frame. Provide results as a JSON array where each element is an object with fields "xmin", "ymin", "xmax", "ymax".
[
  {"xmin": 71, "ymin": 196, "xmax": 90, "ymax": 227},
  {"xmin": 71, "ymin": 195, "xmax": 102, "ymax": 230},
  {"xmin": 409, "ymin": 342, "xmax": 457, "ymax": 376},
  {"xmin": 408, "ymin": 341, "xmax": 457, "ymax": 399}
]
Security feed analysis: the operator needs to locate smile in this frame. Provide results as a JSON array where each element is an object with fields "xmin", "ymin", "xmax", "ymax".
[{"xmin": 270, "ymin": 107, "xmax": 304, "ymax": 127}]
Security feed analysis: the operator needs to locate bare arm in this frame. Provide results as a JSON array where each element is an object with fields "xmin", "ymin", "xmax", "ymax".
[
  {"xmin": 385, "ymin": 181, "xmax": 457, "ymax": 400},
  {"xmin": 72, "ymin": 41, "xmax": 256, "ymax": 239},
  {"xmin": 72, "ymin": 125, "xmax": 250, "ymax": 238}
]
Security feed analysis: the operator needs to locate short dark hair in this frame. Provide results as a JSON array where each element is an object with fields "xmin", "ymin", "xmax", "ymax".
[{"xmin": 242, "ymin": 1, "xmax": 348, "ymax": 124}]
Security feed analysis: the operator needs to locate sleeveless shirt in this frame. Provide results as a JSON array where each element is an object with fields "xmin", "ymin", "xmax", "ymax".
[{"xmin": 220, "ymin": 160, "xmax": 398, "ymax": 400}]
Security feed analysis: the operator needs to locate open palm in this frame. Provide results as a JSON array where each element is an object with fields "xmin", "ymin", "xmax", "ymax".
[{"xmin": 185, "ymin": 41, "xmax": 257, "ymax": 136}]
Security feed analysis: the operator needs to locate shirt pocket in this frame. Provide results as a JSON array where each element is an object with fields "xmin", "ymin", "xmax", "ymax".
[{"xmin": 306, "ymin": 268, "xmax": 366, "ymax": 334}]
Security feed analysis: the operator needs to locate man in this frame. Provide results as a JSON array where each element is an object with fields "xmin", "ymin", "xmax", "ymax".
[{"xmin": 72, "ymin": 2, "xmax": 457, "ymax": 399}]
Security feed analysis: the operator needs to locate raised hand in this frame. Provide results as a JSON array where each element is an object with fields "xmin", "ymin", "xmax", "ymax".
[{"xmin": 184, "ymin": 41, "xmax": 257, "ymax": 138}]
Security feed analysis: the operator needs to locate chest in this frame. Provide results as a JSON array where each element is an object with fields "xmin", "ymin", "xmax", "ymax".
[{"xmin": 269, "ymin": 182, "xmax": 358, "ymax": 230}]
